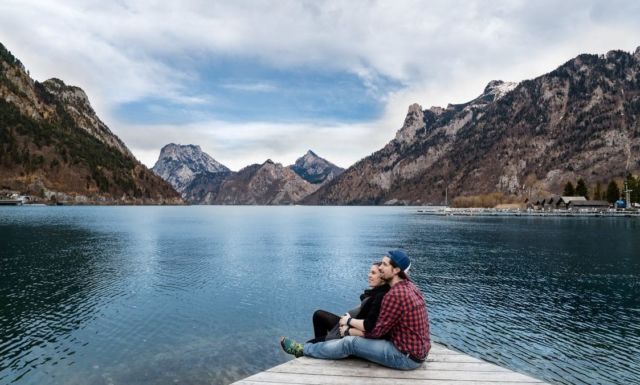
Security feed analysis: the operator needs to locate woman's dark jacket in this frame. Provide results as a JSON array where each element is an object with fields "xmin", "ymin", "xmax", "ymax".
[{"xmin": 358, "ymin": 284, "xmax": 390, "ymax": 332}]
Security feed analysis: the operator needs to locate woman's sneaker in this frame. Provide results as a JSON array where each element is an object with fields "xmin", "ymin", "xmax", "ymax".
[{"xmin": 280, "ymin": 337, "xmax": 304, "ymax": 357}]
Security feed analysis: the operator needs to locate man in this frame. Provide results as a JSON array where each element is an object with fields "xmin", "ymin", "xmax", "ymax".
[{"xmin": 280, "ymin": 249, "xmax": 430, "ymax": 370}]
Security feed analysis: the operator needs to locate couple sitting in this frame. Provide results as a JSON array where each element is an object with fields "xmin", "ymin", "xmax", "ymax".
[{"xmin": 280, "ymin": 250, "xmax": 430, "ymax": 370}]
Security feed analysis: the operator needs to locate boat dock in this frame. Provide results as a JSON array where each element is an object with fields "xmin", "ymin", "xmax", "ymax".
[
  {"xmin": 0, "ymin": 199, "xmax": 24, "ymax": 206},
  {"xmin": 231, "ymin": 342, "xmax": 548, "ymax": 385}
]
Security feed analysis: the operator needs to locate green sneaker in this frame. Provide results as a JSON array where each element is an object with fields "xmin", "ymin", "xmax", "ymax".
[{"xmin": 280, "ymin": 336, "xmax": 304, "ymax": 358}]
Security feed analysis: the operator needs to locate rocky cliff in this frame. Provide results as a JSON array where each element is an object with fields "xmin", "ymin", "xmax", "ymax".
[
  {"xmin": 201, "ymin": 160, "xmax": 318, "ymax": 205},
  {"xmin": 306, "ymin": 47, "xmax": 640, "ymax": 205},
  {"xmin": 0, "ymin": 42, "xmax": 182, "ymax": 204},
  {"xmin": 152, "ymin": 143, "xmax": 230, "ymax": 197},
  {"xmin": 289, "ymin": 150, "xmax": 344, "ymax": 184}
]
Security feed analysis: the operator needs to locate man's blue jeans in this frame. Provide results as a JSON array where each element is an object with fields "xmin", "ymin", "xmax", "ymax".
[{"xmin": 303, "ymin": 336, "xmax": 423, "ymax": 370}]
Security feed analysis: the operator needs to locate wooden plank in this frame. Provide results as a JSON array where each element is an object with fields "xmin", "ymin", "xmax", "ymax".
[
  {"xmin": 235, "ymin": 379, "xmax": 545, "ymax": 385},
  {"xmin": 268, "ymin": 364, "xmax": 541, "ymax": 382},
  {"xmin": 280, "ymin": 357, "xmax": 513, "ymax": 372},
  {"xmin": 284, "ymin": 354, "xmax": 480, "ymax": 365},
  {"xmin": 427, "ymin": 354, "xmax": 487, "ymax": 363},
  {"xmin": 264, "ymin": 354, "xmax": 484, "ymax": 370},
  {"xmin": 238, "ymin": 371, "xmax": 545, "ymax": 385}
]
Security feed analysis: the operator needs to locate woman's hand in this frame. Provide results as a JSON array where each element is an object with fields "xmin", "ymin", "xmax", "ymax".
[
  {"xmin": 339, "ymin": 313, "xmax": 351, "ymax": 326},
  {"xmin": 339, "ymin": 325, "xmax": 349, "ymax": 337}
]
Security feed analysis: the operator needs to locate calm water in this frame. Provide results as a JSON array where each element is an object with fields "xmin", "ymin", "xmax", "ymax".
[{"xmin": 0, "ymin": 206, "xmax": 639, "ymax": 385}]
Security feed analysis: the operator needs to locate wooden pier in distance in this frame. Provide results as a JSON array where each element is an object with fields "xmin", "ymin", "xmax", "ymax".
[{"xmin": 232, "ymin": 342, "xmax": 548, "ymax": 385}]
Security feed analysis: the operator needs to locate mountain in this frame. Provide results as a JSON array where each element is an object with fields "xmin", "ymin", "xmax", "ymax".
[
  {"xmin": 201, "ymin": 160, "xmax": 318, "ymax": 204},
  {"xmin": 306, "ymin": 47, "xmax": 640, "ymax": 205},
  {"xmin": 152, "ymin": 143, "xmax": 230, "ymax": 196},
  {"xmin": 0, "ymin": 43, "xmax": 181, "ymax": 204},
  {"xmin": 153, "ymin": 146, "xmax": 342, "ymax": 204},
  {"xmin": 289, "ymin": 150, "xmax": 344, "ymax": 184}
]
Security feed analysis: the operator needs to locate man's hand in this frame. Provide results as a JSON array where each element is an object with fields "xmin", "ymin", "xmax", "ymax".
[{"xmin": 339, "ymin": 313, "xmax": 351, "ymax": 326}]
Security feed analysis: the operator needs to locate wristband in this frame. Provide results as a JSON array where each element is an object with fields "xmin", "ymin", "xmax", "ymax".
[
  {"xmin": 347, "ymin": 317, "xmax": 353, "ymax": 327},
  {"xmin": 345, "ymin": 327, "xmax": 351, "ymax": 336}
]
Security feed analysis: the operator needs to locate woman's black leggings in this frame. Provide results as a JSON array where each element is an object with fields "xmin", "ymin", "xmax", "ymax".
[{"xmin": 310, "ymin": 309, "xmax": 340, "ymax": 342}]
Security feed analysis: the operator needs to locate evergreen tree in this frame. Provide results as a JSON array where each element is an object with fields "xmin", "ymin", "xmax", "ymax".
[
  {"xmin": 575, "ymin": 178, "xmax": 588, "ymax": 199},
  {"xmin": 626, "ymin": 174, "xmax": 638, "ymax": 204},
  {"xmin": 593, "ymin": 181, "xmax": 603, "ymax": 201},
  {"xmin": 606, "ymin": 180, "xmax": 620, "ymax": 203},
  {"xmin": 563, "ymin": 181, "xmax": 575, "ymax": 196}
]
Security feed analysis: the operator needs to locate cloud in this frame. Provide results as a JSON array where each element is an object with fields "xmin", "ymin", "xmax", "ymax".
[{"xmin": 1, "ymin": 0, "xmax": 639, "ymax": 169}]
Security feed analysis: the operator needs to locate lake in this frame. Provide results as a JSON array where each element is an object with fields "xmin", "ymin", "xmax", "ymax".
[{"xmin": 1, "ymin": 206, "xmax": 639, "ymax": 385}]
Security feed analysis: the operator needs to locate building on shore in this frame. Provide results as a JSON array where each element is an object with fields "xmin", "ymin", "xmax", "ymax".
[
  {"xmin": 529, "ymin": 195, "xmax": 596, "ymax": 211},
  {"xmin": 528, "ymin": 197, "xmax": 545, "ymax": 210},
  {"xmin": 558, "ymin": 196, "xmax": 587, "ymax": 209},
  {"xmin": 567, "ymin": 200, "xmax": 610, "ymax": 211}
]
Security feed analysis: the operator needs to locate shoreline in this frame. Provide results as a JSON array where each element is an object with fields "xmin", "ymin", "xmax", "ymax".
[{"xmin": 417, "ymin": 207, "xmax": 640, "ymax": 217}]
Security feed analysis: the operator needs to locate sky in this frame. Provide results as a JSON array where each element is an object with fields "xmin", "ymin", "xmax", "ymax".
[{"xmin": 1, "ymin": 1, "xmax": 640, "ymax": 170}]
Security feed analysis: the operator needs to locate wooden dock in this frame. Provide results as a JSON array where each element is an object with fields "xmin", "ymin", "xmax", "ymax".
[
  {"xmin": 0, "ymin": 199, "xmax": 23, "ymax": 206},
  {"xmin": 231, "ymin": 342, "xmax": 548, "ymax": 385}
]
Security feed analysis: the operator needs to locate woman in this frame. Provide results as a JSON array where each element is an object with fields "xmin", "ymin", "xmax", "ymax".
[{"xmin": 307, "ymin": 261, "xmax": 389, "ymax": 343}]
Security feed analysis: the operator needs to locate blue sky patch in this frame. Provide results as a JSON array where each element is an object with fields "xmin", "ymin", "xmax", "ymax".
[{"xmin": 114, "ymin": 56, "xmax": 402, "ymax": 124}]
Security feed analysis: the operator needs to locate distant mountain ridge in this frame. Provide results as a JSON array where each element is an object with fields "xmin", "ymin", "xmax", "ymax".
[
  {"xmin": 306, "ymin": 47, "xmax": 640, "ymax": 205},
  {"xmin": 0, "ymin": 42, "xmax": 181, "ymax": 204},
  {"xmin": 151, "ymin": 145, "xmax": 342, "ymax": 204},
  {"xmin": 200, "ymin": 159, "xmax": 318, "ymax": 204}
]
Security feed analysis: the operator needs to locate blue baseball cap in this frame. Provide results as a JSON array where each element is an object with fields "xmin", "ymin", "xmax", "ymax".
[{"xmin": 387, "ymin": 249, "xmax": 411, "ymax": 272}]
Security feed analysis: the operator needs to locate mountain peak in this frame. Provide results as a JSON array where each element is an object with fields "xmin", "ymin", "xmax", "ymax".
[
  {"xmin": 159, "ymin": 143, "xmax": 204, "ymax": 158},
  {"xmin": 482, "ymin": 80, "xmax": 518, "ymax": 101},
  {"xmin": 394, "ymin": 103, "xmax": 425, "ymax": 145},
  {"xmin": 0, "ymin": 42, "xmax": 24, "ymax": 69},
  {"xmin": 42, "ymin": 78, "xmax": 92, "ymax": 107},
  {"xmin": 43, "ymin": 77, "xmax": 67, "ymax": 87},
  {"xmin": 289, "ymin": 150, "xmax": 344, "ymax": 185},
  {"xmin": 152, "ymin": 144, "xmax": 229, "ymax": 195}
]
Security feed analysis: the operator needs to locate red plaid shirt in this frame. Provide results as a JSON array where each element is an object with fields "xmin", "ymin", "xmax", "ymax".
[{"xmin": 364, "ymin": 279, "xmax": 430, "ymax": 360}]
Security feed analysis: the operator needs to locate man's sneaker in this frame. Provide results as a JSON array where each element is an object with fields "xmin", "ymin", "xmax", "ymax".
[{"xmin": 280, "ymin": 337, "xmax": 304, "ymax": 357}]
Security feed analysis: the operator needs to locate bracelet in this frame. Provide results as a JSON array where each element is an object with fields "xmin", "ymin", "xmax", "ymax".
[
  {"xmin": 345, "ymin": 327, "xmax": 351, "ymax": 336},
  {"xmin": 347, "ymin": 317, "xmax": 353, "ymax": 327}
]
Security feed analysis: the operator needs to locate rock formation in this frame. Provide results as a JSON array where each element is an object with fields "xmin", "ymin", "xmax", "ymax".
[
  {"xmin": 0, "ymin": 42, "xmax": 182, "ymax": 204},
  {"xmin": 306, "ymin": 48, "xmax": 640, "ymax": 205}
]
